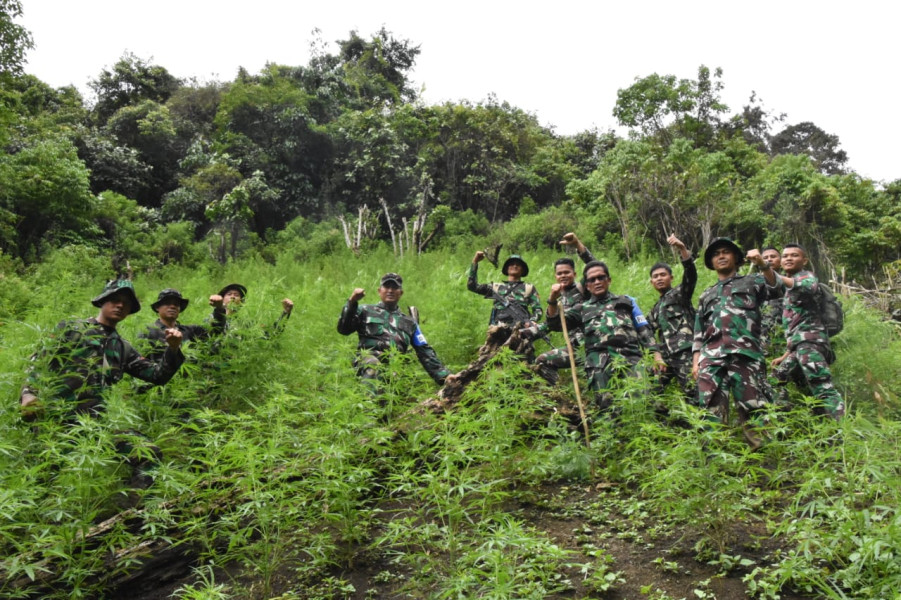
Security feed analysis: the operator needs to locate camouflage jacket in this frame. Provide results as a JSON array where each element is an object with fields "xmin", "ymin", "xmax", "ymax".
[
  {"xmin": 693, "ymin": 273, "xmax": 783, "ymax": 362},
  {"xmin": 337, "ymin": 301, "xmax": 450, "ymax": 384},
  {"xmin": 782, "ymin": 270, "xmax": 830, "ymax": 351},
  {"xmin": 548, "ymin": 293, "xmax": 658, "ymax": 361},
  {"xmin": 22, "ymin": 318, "xmax": 185, "ymax": 416},
  {"xmin": 649, "ymin": 257, "xmax": 697, "ymax": 359},
  {"xmin": 533, "ymin": 282, "xmax": 587, "ymax": 343},
  {"xmin": 467, "ymin": 263, "xmax": 542, "ymax": 325},
  {"xmin": 138, "ymin": 315, "xmax": 223, "ymax": 360}
]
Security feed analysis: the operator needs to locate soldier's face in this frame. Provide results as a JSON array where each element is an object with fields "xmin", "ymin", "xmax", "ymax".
[
  {"xmin": 711, "ymin": 247, "xmax": 738, "ymax": 274},
  {"xmin": 585, "ymin": 266, "xmax": 611, "ymax": 297},
  {"xmin": 762, "ymin": 249, "xmax": 782, "ymax": 271},
  {"xmin": 223, "ymin": 290, "xmax": 243, "ymax": 306},
  {"xmin": 99, "ymin": 292, "xmax": 134, "ymax": 325},
  {"xmin": 554, "ymin": 264, "xmax": 575, "ymax": 287},
  {"xmin": 781, "ymin": 247, "xmax": 808, "ymax": 275},
  {"xmin": 650, "ymin": 268, "xmax": 673, "ymax": 293},
  {"xmin": 506, "ymin": 263, "xmax": 524, "ymax": 279},
  {"xmin": 156, "ymin": 299, "xmax": 182, "ymax": 320},
  {"xmin": 378, "ymin": 284, "xmax": 403, "ymax": 305}
]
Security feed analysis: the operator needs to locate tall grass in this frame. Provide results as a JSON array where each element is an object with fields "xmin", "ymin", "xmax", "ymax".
[{"xmin": 0, "ymin": 243, "xmax": 899, "ymax": 598}]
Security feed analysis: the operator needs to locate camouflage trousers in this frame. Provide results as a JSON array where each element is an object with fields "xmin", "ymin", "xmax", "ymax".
[
  {"xmin": 655, "ymin": 350, "xmax": 696, "ymax": 399},
  {"xmin": 585, "ymin": 351, "xmax": 643, "ymax": 412},
  {"xmin": 697, "ymin": 354, "xmax": 771, "ymax": 429},
  {"xmin": 534, "ymin": 345, "xmax": 584, "ymax": 385},
  {"xmin": 773, "ymin": 342, "xmax": 844, "ymax": 419}
]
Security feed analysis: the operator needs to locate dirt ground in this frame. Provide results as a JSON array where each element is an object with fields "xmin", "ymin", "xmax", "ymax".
[{"xmin": 111, "ymin": 481, "xmax": 810, "ymax": 600}]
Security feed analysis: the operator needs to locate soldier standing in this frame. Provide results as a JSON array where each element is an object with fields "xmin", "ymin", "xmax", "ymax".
[
  {"xmin": 648, "ymin": 234, "xmax": 697, "ymax": 398},
  {"xmin": 771, "ymin": 244, "xmax": 844, "ymax": 420},
  {"xmin": 139, "ymin": 288, "xmax": 224, "ymax": 360},
  {"xmin": 759, "ymin": 246, "xmax": 785, "ymax": 356},
  {"xmin": 338, "ymin": 273, "xmax": 451, "ymax": 385},
  {"xmin": 547, "ymin": 261, "xmax": 663, "ymax": 410},
  {"xmin": 467, "ymin": 252, "xmax": 542, "ymax": 327},
  {"xmin": 691, "ymin": 238, "xmax": 782, "ymax": 447}
]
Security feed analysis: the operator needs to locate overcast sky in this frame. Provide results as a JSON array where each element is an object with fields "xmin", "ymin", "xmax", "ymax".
[{"xmin": 17, "ymin": 0, "xmax": 900, "ymax": 183}]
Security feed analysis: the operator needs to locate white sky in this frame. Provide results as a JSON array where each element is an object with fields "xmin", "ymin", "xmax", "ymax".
[{"xmin": 17, "ymin": 0, "xmax": 901, "ymax": 183}]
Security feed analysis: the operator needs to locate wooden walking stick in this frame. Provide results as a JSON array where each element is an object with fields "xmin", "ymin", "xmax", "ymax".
[{"xmin": 557, "ymin": 295, "xmax": 591, "ymax": 449}]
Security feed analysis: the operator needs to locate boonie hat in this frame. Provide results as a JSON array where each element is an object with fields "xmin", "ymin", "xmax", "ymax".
[
  {"xmin": 151, "ymin": 288, "xmax": 189, "ymax": 311},
  {"xmin": 91, "ymin": 279, "xmax": 141, "ymax": 314},
  {"xmin": 502, "ymin": 255, "xmax": 529, "ymax": 277},
  {"xmin": 704, "ymin": 238, "xmax": 745, "ymax": 270},
  {"xmin": 380, "ymin": 273, "xmax": 403, "ymax": 288},
  {"xmin": 218, "ymin": 283, "xmax": 247, "ymax": 298}
]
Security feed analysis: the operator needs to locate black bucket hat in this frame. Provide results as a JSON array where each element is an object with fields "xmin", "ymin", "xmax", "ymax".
[
  {"xmin": 704, "ymin": 238, "xmax": 745, "ymax": 270},
  {"xmin": 91, "ymin": 279, "xmax": 141, "ymax": 314},
  {"xmin": 502, "ymin": 255, "xmax": 529, "ymax": 277},
  {"xmin": 218, "ymin": 283, "xmax": 247, "ymax": 299},
  {"xmin": 151, "ymin": 288, "xmax": 189, "ymax": 311}
]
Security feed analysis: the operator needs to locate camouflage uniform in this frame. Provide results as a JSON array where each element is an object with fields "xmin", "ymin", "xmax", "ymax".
[
  {"xmin": 693, "ymin": 273, "xmax": 782, "ymax": 427},
  {"xmin": 337, "ymin": 301, "xmax": 450, "ymax": 384},
  {"xmin": 773, "ymin": 270, "xmax": 844, "ymax": 419},
  {"xmin": 549, "ymin": 292, "xmax": 658, "ymax": 401},
  {"xmin": 467, "ymin": 262, "xmax": 542, "ymax": 325},
  {"xmin": 759, "ymin": 277, "xmax": 786, "ymax": 357},
  {"xmin": 138, "ymin": 314, "xmax": 224, "ymax": 360},
  {"xmin": 22, "ymin": 317, "xmax": 185, "ymax": 418},
  {"xmin": 531, "ymin": 247, "xmax": 597, "ymax": 384},
  {"xmin": 649, "ymin": 257, "xmax": 697, "ymax": 397}
]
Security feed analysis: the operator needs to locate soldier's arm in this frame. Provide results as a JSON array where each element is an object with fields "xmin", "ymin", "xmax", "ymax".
[
  {"xmin": 410, "ymin": 324, "xmax": 451, "ymax": 384},
  {"xmin": 681, "ymin": 254, "xmax": 698, "ymax": 301},
  {"xmin": 466, "ymin": 259, "xmax": 492, "ymax": 296},
  {"xmin": 267, "ymin": 298, "xmax": 294, "ymax": 338},
  {"xmin": 528, "ymin": 288, "xmax": 543, "ymax": 323},
  {"xmin": 123, "ymin": 335, "xmax": 185, "ymax": 386},
  {"xmin": 337, "ymin": 290, "xmax": 365, "ymax": 335}
]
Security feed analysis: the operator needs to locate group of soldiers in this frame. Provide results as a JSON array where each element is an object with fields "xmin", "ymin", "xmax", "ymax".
[
  {"xmin": 339, "ymin": 233, "xmax": 844, "ymax": 447},
  {"xmin": 19, "ymin": 280, "xmax": 294, "ymax": 486}
]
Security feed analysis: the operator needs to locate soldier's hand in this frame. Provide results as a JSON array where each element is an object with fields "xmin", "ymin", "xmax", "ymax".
[
  {"xmin": 164, "ymin": 328, "xmax": 183, "ymax": 349},
  {"xmin": 282, "ymin": 298, "xmax": 294, "ymax": 314},
  {"xmin": 349, "ymin": 288, "xmax": 366, "ymax": 302},
  {"xmin": 20, "ymin": 393, "xmax": 43, "ymax": 422},
  {"xmin": 771, "ymin": 351, "xmax": 789, "ymax": 369},
  {"xmin": 559, "ymin": 232, "xmax": 578, "ymax": 246},
  {"xmin": 549, "ymin": 283, "xmax": 564, "ymax": 301},
  {"xmin": 473, "ymin": 251, "xmax": 485, "ymax": 263},
  {"xmin": 209, "ymin": 294, "xmax": 224, "ymax": 309},
  {"xmin": 746, "ymin": 249, "xmax": 766, "ymax": 268},
  {"xmin": 667, "ymin": 234, "xmax": 686, "ymax": 251}
]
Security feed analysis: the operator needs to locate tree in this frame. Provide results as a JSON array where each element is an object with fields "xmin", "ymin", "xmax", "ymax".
[
  {"xmin": 335, "ymin": 27, "xmax": 421, "ymax": 106},
  {"xmin": 0, "ymin": 0, "xmax": 33, "ymax": 77},
  {"xmin": 770, "ymin": 121, "xmax": 848, "ymax": 175},
  {"xmin": 89, "ymin": 53, "xmax": 182, "ymax": 124},
  {"xmin": 614, "ymin": 65, "xmax": 729, "ymax": 149}
]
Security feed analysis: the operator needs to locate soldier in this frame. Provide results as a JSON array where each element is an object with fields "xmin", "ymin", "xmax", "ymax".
[
  {"xmin": 547, "ymin": 261, "xmax": 663, "ymax": 410},
  {"xmin": 209, "ymin": 283, "xmax": 294, "ymax": 337},
  {"xmin": 523, "ymin": 232, "xmax": 597, "ymax": 384},
  {"xmin": 648, "ymin": 234, "xmax": 697, "ymax": 398},
  {"xmin": 19, "ymin": 279, "xmax": 185, "ymax": 487},
  {"xmin": 338, "ymin": 273, "xmax": 451, "ymax": 385},
  {"xmin": 139, "ymin": 288, "xmax": 224, "ymax": 360},
  {"xmin": 771, "ymin": 244, "xmax": 844, "ymax": 420},
  {"xmin": 691, "ymin": 238, "xmax": 782, "ymax": 447},
  {"xmin": 467, "ymin": 252, "xmax": 542, "ymax": 327},
  {"xmin": 759, "ymin": 246, "xmax": 785, "ymax": 356}
]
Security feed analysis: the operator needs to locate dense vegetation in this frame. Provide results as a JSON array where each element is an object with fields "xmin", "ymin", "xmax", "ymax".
[{"xmin": 2, "ymin": 3, "xmax": 901, "ymax": 598}]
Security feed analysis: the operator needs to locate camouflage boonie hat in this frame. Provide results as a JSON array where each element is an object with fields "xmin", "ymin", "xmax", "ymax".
[
  {"xmin": 151, "ymin": 288, "xmax": 189, "ymax": 311},
  {"xmin": 91, "ymin": 279, "xmax": 141, "ymax": 314},
  {"xmin": 704, "ymin": 238, "xmax": 745, "ymax": 270},
  {"xmin": 502, "ymin": 255, "xmax": 529, "ymax": 277},
  {"xmin": 218, "ymin": 283, "xmax": 247, "ymax": 298},
  {"xmin": 380, "ymin": 273, "xmax": 403, "ymax": 288}
]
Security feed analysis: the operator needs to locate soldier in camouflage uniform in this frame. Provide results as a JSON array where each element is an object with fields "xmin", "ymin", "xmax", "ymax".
[
  {"xmin": 139, "ymin": 288, "xmax": 226, "ymax": 360},
  {"xmin": 523, "ymin": 232, "xmax": 598, "ymax": 384},
  {"xmin": 771, "ymin": 244, "xmax": 844, "ymax": 419},
  {"xmin": 759, "ymin": 246, "xmax": 786, "ymax": 356},
  {"xmin": 19, "ymin": 279, "xmax": 185, "ymax": 487},
  {"xmin": 547, "ymin": 261, "xmax": 663, "ymax": 410},
  {"xmin": 691, "ymin": 239, "xmax": 782, "ymax": 447},
  {"xmin": 338, "ymin": 273, "xmax": 451, "ymax": 385},
  {"xmin": 468, "ymin": 252, "xmax": 542, "ymax": 326},
  {"xmin": 648, "ymin": 234, "xmax": 697, "ymax": 398}
]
